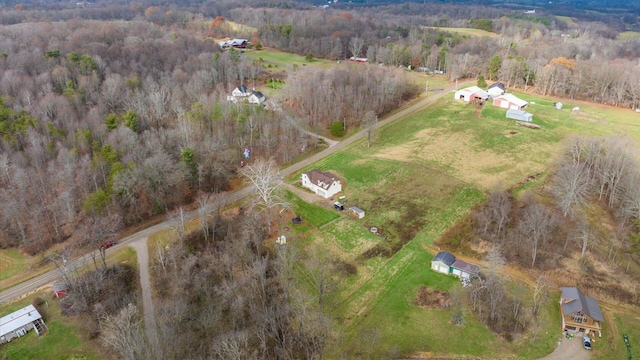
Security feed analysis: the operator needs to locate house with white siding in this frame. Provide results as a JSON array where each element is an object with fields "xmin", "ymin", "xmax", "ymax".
[{"xmin": 301, "ymin": 170, "xmax": 342, "ymax": 198}]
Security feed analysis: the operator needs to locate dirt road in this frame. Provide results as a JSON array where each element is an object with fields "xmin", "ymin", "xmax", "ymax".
[{"xmin": 128, "ymin": 238, "xmax": 158, "ymax": 349}]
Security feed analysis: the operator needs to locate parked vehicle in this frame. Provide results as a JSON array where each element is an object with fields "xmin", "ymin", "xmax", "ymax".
[
  {"xmin": 100, "ymin": 241, "xmax": 117, "ymax": 250},
  {"xmin": 583, "ymin": 336, "xmax": 592, "ymax": 350}
]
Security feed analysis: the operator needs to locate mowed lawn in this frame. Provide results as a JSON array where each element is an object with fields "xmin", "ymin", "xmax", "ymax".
[
  {"xmin": 288, "ymin": 91, "xmax": 640, "ymax": 358},
  {"xmin": 245, "ymin": 48, "xmax": 333, "ymax": 71}
]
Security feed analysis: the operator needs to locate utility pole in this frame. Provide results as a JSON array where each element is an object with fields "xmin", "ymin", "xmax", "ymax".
[{"xmin": 425, "ymin": 80, "xmax": 428, "ymax": 93}]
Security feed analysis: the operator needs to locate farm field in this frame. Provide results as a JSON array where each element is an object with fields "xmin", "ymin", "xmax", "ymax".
[
  {"xmin": 287, "ymin": 89, "xmax": 640, "ymax": 358},
  {"xmin": 245, "ymin": 48, "xmax": 333, "ymax": 72},
  {"xmin": 556, "ymin": 16, "xmax": 577, "ymax": 27},
  {"xmin": 617, "ymin": 31, "xmax": 640, "ymax": 41},
  {"xmin": 422, "ymin": 26, "xmax": 499, "ymax": 38}
]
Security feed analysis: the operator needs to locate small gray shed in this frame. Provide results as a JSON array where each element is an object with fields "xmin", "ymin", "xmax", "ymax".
[
  {"xmin": 506, "ymin": 109, "xmax": 533, "ymax": 122},
  {"xmin": 349, "ymin": 206, "xmax": 365, "ymax": 219}
]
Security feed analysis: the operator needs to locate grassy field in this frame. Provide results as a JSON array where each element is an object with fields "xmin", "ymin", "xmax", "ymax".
[
  {"xmin": 0, "ymin": 249, "xmax": 38, "ymax": 284},
  {"xmin": 618, "ymin": 31, "xmax": 640, "ymax": 41},
  {"xmin": 556, "ymin": 16, "xmax": 577, "ymax": 27},
  {"xmin": 245, "ymin": 48, "xmax": 333, "ymax": 72},
  {"xmin": 592, "ymin": 305, "xmax": 640, "ymax": 360},
  {"xmin": 422, "ymin": 26, "xmax": 499, "ymax": 38},
  {"xmin": 285, "ymin": 89, "xmax": 640, "ymax": 358},
  {"xmin": 285, "ymin": 190, "xmax": 340, "ymax": 228}
]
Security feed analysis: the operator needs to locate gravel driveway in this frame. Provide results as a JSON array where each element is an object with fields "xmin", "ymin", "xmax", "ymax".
[{"xmin": 539, "ymin": 335, "xmax": 591, "ymax": 360}]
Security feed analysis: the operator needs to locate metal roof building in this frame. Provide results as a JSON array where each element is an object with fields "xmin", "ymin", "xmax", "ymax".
[{"xmin": 0, "ymin": 304, "xmax": 47, "ymax": 343}]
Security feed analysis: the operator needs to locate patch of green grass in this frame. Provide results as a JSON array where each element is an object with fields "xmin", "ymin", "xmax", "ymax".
[
  {"xmin": 300, "ymin": 152, "xmax": 403, "ymax": 191},
  {"xmin": 593, "ymin": 314, "xmax": 640, "ymax": 360},
  {"xmin": 423, "ymin": 26, "xmax": 499, "ymax": 38},
  {"xmin": 286, "ymin": 191, "xmax": 340, "ymax": 228},
  {"xmin": 0, "ymin": 249, "xmax": 36, "ymax": 283},
  {"xmin": 618, "ymin": 31, "xmax": 640, "ymax": 41},
  {"xmin": 245, "ymin": 48, "xmax": 332, "ymax": 71},
  {"xmin": 556, "ymin": 16, "xmax": 577, "ymax": 27},
  {"xmin": 0, "ymin": 292, "xmax": 100, "ymax": 360},
  {"xmin": 480, "ymin": 104, "xmax": 507, "ymax": 120},
  {"xmin": 323, "ymin": 219, "xmax": 380, "ymax": 253}
]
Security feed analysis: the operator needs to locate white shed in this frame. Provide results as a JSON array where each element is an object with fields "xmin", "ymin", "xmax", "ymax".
[
  {"xmin": 493, "ymin": 94, "xmax": 528, "ymax": 110},
  {"xmin": 349, "ymin": 206, "xmax": 365, "ymax": 219},
  {"xmin": 0, "ymin": 305, "xmax": 47, "ymax": 344}
]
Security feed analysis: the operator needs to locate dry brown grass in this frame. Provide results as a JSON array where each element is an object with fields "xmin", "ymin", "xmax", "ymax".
[{"xmin": 373, "ymin": 128, "xmax": 551, "ymax": 191}]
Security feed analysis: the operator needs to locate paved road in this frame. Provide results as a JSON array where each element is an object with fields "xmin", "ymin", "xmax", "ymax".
[{"xmin": 0, "ymin": 185, "xmax": 254, "ymax": 306}]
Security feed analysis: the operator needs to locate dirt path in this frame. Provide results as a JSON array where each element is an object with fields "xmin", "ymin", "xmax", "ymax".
[{"xmin": 128, "ymin": 238, "xmax": 159, "ymax": 349}]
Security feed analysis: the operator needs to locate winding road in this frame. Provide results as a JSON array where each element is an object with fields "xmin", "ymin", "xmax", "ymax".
[{"xmin": 0, "ymin": 82, "xmax": 464, "ymax": 347}]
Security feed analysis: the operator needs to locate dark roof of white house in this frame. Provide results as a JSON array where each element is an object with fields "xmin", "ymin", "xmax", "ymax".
[
  {"xmin": 432, "ymin": 251, "xmax": 456, "ymax": 266},
  {"xmin": 561, "ymin": 287, "xmax": 604, "ymax": 322},
  {"xmin": 488, "ymin": 82, "xmax": 505, "ymax": 90},
  {"xmin": 252, "ymin": 90, "xmax": 264, "ymax": 98},
  {"xmin": 305, "ymin": 170, "xmax": 339, "ymax": 190},
  {"xmin": 451, "ymin": 259, "xmax": 479, "ymax": 274},
  {"xmin": 237, "ymin": 84, "xmax": 248, "ymax": 93}
]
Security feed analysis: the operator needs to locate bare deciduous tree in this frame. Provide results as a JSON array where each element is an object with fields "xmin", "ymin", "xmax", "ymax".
[
  {"xmin": 241, "ymin": 158, "xmax": 287, "ymax": 228},
  {"xmin": 552, "ymin": 163, "xmax": 591, "ymax": 217},
  {"xmin": 362, "ymin": 110, "xmax": 378, "ymax": 148},
  {"xmin": 100, "ymin": 303, "xmax": 149, "ymax": 360},
  {"xmin": 169, "ymin": 206, "xmax": 187, "ymax": 247},
  {"xmin": 532, "ymin": 275, "xmax": 550, "ymax": 317},
  {"xmin": 349, "ymin": 36, "xmax": 364, "ymax": 59},
  {"xmin": 518, "ymin": 204, "xmax": 556, "ymax": 267}
]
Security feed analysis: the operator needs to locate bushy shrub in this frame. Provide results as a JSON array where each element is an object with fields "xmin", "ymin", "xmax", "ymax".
[{"xmin": 330, "ymin": 121, "xmax": 344, "ymax": 137}]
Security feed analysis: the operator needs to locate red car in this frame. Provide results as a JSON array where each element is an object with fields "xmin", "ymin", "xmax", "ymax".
[{"xmin": 100, "ymin": 241, "xmax": 117, "ymax": 250}]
